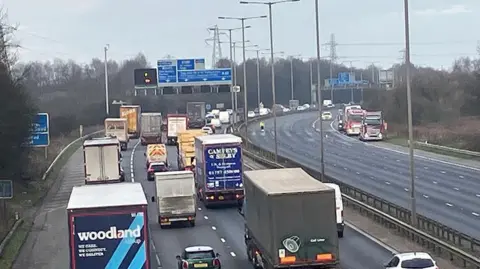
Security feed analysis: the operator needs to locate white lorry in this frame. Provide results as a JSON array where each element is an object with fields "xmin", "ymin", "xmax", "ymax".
[
  {"xmin": 83, "ymin": 137, "xmax": 124, "ymax": 184},
  {"xmin": 151, "ymin": 171, "xmax": 196, "ymax": 228},
  {"xmin": 104, "ymin": 118, "xmax": 128, "ymax": 151},
  {"xmin": 218, "ymin": 111, "xmax": 230, "ymax": 124},
  {"xmin": 140, "ymin": 112, "xmax": 162, "ymax": 145},
  {"xmin": 167, "ymin": 114, "xmax": 188, "ymax": 145}
]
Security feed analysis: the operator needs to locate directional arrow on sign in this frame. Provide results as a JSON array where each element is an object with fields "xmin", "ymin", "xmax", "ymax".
[
  {"xmin": 221, "ymin": 77, "xmax": 226, "ymax": 80},
  {"xmin": 203, "ymin": 78, "xmax": 207, "ymax": 81},
  {"xmin": 166, "ymin": 79, "xmax": 170, "ymax": 82},
  {"xmin": 184, "ymin": 79, "xmax": 188, "ymax": 81}
]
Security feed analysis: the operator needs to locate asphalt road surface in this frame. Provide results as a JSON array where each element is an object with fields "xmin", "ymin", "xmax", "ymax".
[{"xmin": 247, "ymin": 111, "xmax": 480, "ymax": 239}]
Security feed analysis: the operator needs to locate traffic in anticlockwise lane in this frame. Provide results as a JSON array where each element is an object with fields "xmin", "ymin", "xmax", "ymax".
[{"xmin": 248, "ymin": 110, "xmax": 480, "ymax": 239}]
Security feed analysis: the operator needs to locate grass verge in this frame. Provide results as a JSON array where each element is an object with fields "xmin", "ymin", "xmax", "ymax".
[
  {"xmin": 0, "ymin": 220, "xmax": 31, "ymax": 269},
  {"xmin": 386, "ymin": 135, "xmax": 480, "ymax": 161}
]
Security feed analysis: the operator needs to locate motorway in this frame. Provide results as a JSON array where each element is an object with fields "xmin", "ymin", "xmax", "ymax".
[
  {"xmin": 247, "ymin": 111, "xmax": 480, "ymax": 239},
  {"xmin": 13, "ymin": 129, "xmax": 393, "ymax": 269}
]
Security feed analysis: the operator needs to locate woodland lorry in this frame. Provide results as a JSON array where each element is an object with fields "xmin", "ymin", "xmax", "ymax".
[
  {"xmin": 186, "ymin": 102, "xmax": 206, "ymax": 129},
  {"xmin": 167, "ymin": 114, "xmax": 188, "ymax": 145},
  {"xmin": 194, "ymin": 134, "xmax": 243, "ymax": 207},
  {"xmin": 140, "ymin": 112, "xmax": 162, "ymax": 145},
  {"xmin": 67, "ymin": 182, "xmax": 150, "ymax": 269},
  {"xmin": 151, "ymin": 171, "xmax": 196, "ymax": 228},
  {"xmin": 120, "ymin": 105, "xmax": 141, "ymax": 138},
  {"xmin": 104, "ymin": 118, "xmax": 128, "ymax": 151},
  {"xmin": 241, "ymin": 168, "xmax": 339, "ymax": 268},
  {"xmin": 83, "ymin": 137, "xmax": 124, "ymax": 184}
]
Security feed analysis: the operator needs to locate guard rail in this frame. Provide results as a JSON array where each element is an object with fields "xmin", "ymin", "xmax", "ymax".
[
  {"xmin": 412, "ymin": 140, "xmax": 480, "ymax": 158},
  {"xmin": 0, "ymin": 128, "xmax": 103, "ymax": 258},
  {"xmin": 232, "ymin": 111, "xmax": 480, "ymax": 268}
]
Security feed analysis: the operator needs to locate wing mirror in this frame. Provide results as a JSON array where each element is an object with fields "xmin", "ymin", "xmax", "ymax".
[
  {"xmin": 215, "ymin": 253, "xmax": 220, "ymax": 257},
  {"xmin": 144, "ymin": 152, "xmax": 146, "ymax": 156},
  {"xmin": 151, "ymin": 196, "xmax": 155, "ymax": 202},
  {"xmin": 176, "ymin": 255, "xmax": 181, "ymax": 260}
]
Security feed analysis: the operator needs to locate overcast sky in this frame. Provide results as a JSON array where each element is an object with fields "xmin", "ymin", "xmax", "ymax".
[{"xmin": 3, "ymin": 0, "xmax": 479, "ymax": 69}]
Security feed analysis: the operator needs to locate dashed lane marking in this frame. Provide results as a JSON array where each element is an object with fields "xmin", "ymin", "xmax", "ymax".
[{"xmin": 130, "ymin": 140, "xmax": 140, "ymax": 182}]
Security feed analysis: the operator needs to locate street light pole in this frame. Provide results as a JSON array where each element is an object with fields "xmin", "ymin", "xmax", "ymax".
[
  {"xmin": 315, "ymin": 0, "xmax": 325, "ymax": 181},
  {"xmin": 240, "ymin": 0, "xmax": 299, "ymax": 162},
  {"xmin": 104, "ymin": 44, "xmax": 110, "ymax": 116},
  {"xmin": 403, "ymin": 0, "xmax": 416, "ymax": 226},
  {"xmin": 256, "ymin": 50, "xmax": 261, "ymax": 108},
  {"xmin": 289, "ymin": 54, "xmax": 301, "ymax": 100}
]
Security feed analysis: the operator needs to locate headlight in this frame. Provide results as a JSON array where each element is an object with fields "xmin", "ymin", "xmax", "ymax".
[
  {"xmin": 378, "ymin": 133, "xmax": 383, "ymax": 138},
  {"xmin": 364, "ymin": 133, "xmax": 369, "ymax": 137}
]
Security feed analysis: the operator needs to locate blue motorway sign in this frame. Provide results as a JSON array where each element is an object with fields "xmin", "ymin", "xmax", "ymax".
[
  {"xmin": 338, "ymin": 72, "xmax": 352, "ymax": 83},
  {"xmin": 30, "ymin": 113, "xmax": 49, "ymax": 147},
  {"xmin": 0, "ymin": 180, "xmax": 13, "ymax": 199},
  {"xmin": 177, "ymin": 58, "xmax": 205, "ymax": 70},
  {"xmin": 157, "ymin": 60, "xmax": 177, "ymax": 83},
  {"xmin": 178, "ymin": 69, "xmax": 231, "ymax": 83}
]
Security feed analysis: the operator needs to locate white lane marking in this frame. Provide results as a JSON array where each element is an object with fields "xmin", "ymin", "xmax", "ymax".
[
  {"xmin": 211, "ymin": 226, "xmax": 217, "ymax": 230},
  {"xmin": 396, "ymin": 159, "xmax": 400, "ymax": 162},
  {"xmin": 230, "ymin": 252, "xmax": 236, "ymax": 257},
  {"xmin": 440, "ymin": 171, "xmax": 446, "ymax": 174},
  {"xmin": 453, "ymin": 187, "xmax": 459, "ymax": 191},
  {"xmin": 446, "ymin": 203, "xmax": 453, "ymax": 207},
  {"xmin": 204, "ymin": 216, "xmax": 209, "ymax": 220},
  {"xmin": 423, "ymin": 195, "xmax": 429, "ymax": 199},
  {"xmin": 472, "ymin": 212, "xmax": 480, "ymax": 217},
  {"xmin": 356, "ymin": 172, "xmax": 360, "ymax": 175},
  {"xmin": 476, "ymin": 194, "xmax": 480, "ymax": 198},
  {"xmin": 130, "ymin": 140, "xmax": 140, "ymax": 182},
  {"xmin": 404, "ymin": 188, "xmax": 409, "ymax": 192},
  {"xmin": 198, "ymin": 207, "xmax": 202, "ymax": 211},
  {"xmin": 150, "ymin": 241, "xmax": 162, "ymax": 267},
  {"xmin": 459, "ymin": 175, "xmax": 464, "ymax": 179},
  {"xmin": 343, "ymin": 167, "xmax": 348, "ymax": 170},
  {"xmin": 433, "ymin": 181, "xmax": 438, "ymax": 184},
  {"xmin": 424, "ymin": 167, "xmax": 428, "ymax": 169},
  {"xmin": 385, "ymin": 182, "xmax": 391, "ymax": 185},
  {"xmin": 326, "ymin": 119, "xmax": 480, "ymax": 172},
  {"xmin": 220, "ymin": 238, "xmax": 226, "ymax": 243}
]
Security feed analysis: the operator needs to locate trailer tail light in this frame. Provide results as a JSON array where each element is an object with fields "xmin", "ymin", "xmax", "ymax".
[
  {"xmin": 316, "ymin": 253, "xmax": 334, "ymax": 262},
  {"xmin": 280, "ymin": 256, "xmax": 296, "ymax": 264},
  {"xmin": 213, "ymin": 258, "xmax": 221, "ymax": 267},
  {"xmin": 182, "ymin": 261, "xmax": 188, "ymax": 268},
  {"xmin": 147, "ymin": 168, "xmax": 154, "ymax": 173}
]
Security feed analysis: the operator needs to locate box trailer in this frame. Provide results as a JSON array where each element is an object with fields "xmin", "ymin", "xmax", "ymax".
[
  {"xmin": 120, "ymin": 105, "xmax": 141, "ymax": 138},
  {"xmin": 140, "ymin": 112, "xmax": 162, "ymax": 145},
  {"xmin": 104, "ymin": 118, "xmax": 129, "ymax": 151},
  {"xmin": 194, "ymin": 134, "xmax": 243, "ymax": 207},
  {"xmin": 186, "ymin": 102, "xmax": 206, "ymax": 129},
  {"xmin": 83, "ymin": 137, "xmax": 123, "ymax": 184},
  {"xmin": 67, "ymin": 182, "xmax": 150, "ymax": 269},
  {"xmin": 242, "ymin": 168, "xmax": 339, "ymax": 268},
  {"xmin": 166, "ymin": 114, "xmax": 188, "ymax": 145}
]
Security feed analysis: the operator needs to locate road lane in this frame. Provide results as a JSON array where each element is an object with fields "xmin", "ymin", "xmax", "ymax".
[
  {"xmin": 12, "ymin": 140, "xmax": 159, "ymax": 269},
  {"xmin": 247, "ymin": 112, "xmax": 480, "ymax": 238},
  {"xmin": 133, "ymin": 143, "xmax": 249, "ymax": 269}
]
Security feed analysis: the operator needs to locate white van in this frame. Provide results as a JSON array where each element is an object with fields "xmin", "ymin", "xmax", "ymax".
[
  {"xmin": 325, "ymin": 183, "xmax": 344, "ymax": 237},
  {"xmin": 219, "ymin": 111, "xmax": 230, "ymax": 124},
  {"xmin": 210, "ymin": 118, "xmax": 222, "ymax": 128}
]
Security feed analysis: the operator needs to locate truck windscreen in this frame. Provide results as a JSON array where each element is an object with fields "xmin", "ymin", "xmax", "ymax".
[
  {"xmin": 365, "ymin": 117, "xmax": 382, "ymax": 125},
  {"xmin": 348, "ymin": 114, "xmax": 363, "ymax": 122}
]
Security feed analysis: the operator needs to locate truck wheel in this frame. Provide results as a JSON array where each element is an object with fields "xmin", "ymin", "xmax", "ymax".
[{"xmin": 338, "ymin": 231, "xmax": 344, "ymax": 238}]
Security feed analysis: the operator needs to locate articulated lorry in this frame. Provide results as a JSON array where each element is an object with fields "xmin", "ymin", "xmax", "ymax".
[
  {"xmin": 151, "ymin": 171, "xmax": 196, "ymax": 228},
  {"xmin": 186, "ymin": 102, "xmax": 206, "ymax": 129},
  {"xmin": 67, "ymin": 182, "xmax": 150, "ymax": 269},
  {"xmin": 194, "ymin": 134, "xmax": 243, "ymax": 207},
  {"xmin": 104, "ymin": 118, "xmax": 128, "ymax": 151},
  {"xmin": 167, "ymin": 114, "xmax": 188, "ymax": 145},
  {"xmin": 83, "ymin": 137, "xmax": 124, "ymax": 184},
  {"xmin": 140, "ymin": 112, "xmax": 162, "ymax": 145},
  {"xmin": 359, "ymin": 111, "xmax": 386, "ymax": 141},
  {"xmin": 241, "ymin": 168, "xmax": 339, "ymax": 268},
  {"xmin": 177, "ymin": 130, "xmax": 208, "ymax": 171},
  {"xmin": 120, "ymin": 105, "xmax": 141, "ymax": 138}
]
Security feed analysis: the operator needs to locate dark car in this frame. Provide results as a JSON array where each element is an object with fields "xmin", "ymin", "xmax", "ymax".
[
  {"xmin": 147, "ymin": 162, "xmax": 168, "ymax": 181},
  {"xmin": 176, "ymin": 246, "xmax": 221, "ymax": 269}
]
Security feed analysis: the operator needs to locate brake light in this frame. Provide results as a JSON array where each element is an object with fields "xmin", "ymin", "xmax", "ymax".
[
  {"xmin": 182, "ymin": 261, "xmax": 188, "ymax": 268},
  {"xmin": 213, "ymin": 258, "xmax": 220, "ymax": 266},
  {"xmin": 148, "ymin": 168, "xmax": 154, "ymax": 173},
  {"xmin": 316, "ymin": 253, "xmax": 334, "ymax": 261}
]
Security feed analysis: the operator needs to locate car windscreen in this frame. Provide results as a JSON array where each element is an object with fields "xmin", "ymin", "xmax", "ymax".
[
  {"xmin": 185, "ymin": 250, "xmax": 215, "ymax": 260},
  {"xmin": 150, "ymin": 164, "xmax": 167, "ymax": 172},
  {"xmin": 400, "ymin": 258, "xmax": 434, "ymax": 268}
]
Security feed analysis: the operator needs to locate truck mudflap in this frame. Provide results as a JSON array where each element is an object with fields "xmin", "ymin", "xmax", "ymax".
[
  {"xmin": 158, "ymin": 214, "xmax": 196, "ymax": 227},
  {"xmin": 202, "ymin": 190, "xmax": 244, "ymax": 206}
]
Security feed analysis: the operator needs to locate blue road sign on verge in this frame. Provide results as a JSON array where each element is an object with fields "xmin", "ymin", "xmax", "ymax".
[
  {"xmin": 0, "ymin": 180, "xmax": 13, "ymax": 199},
  {"xmin": 178, "ymin": 69, "xmax": 231, "ymax": 83},
  {"xmin": 206, "ymin": 104, "xmax": 211, "ymax": 110},
  {"xmin": 30, "ymin": 113, "xmax": 49, "ymax": 147}
]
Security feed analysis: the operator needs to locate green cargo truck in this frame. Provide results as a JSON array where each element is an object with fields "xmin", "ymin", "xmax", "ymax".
[{"xmin": 241, "ymin": 168, "xmax": 339, "ymax": 268}]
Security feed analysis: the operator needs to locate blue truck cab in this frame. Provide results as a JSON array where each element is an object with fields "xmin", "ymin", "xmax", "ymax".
[
  {"xmin": 194, "ymin": 134, "xmax": 243, "ymax": 208},
  {"xmin": 67, "ymin": 182, "xmax": 150, "ymax": 269}
]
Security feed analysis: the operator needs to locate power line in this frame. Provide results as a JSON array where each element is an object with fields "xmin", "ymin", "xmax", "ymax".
[{"xmin": 335, "ymin": 40, "xmax": 478, "ymax": 46}]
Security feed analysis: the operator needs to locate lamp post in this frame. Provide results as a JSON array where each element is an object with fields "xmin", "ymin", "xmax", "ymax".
[
  {"xmin": 219, "ymin": 15, "xmax": 267, "ymax": 137},
  {"xmin": 215, "ymin": 26, "xmax": 251, "ymax": 118},
  {"xmin": 289, "ymin": 54, "xmax": 302, "ymax": 100},
  {"xmin": 104, "ymin": 44, "xmax": 110, "ymax": 116},
  {"xmin": 240, "ymin": 0, "xmax": 299, "ymax": 162},
  {"xmin": 247, "ymin": 48, "xmax": 270, "ymax": 109},
  {"xmin": 231, "ymin": 41, "xmax": 256, "ymax": 122},
  {"xmin": 314, "ymin": 0, "xmax": 325, "ymax": 181},
  {"xmin": 403, "ymin": 0, "xmax": 416, "ymax": 226}
]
